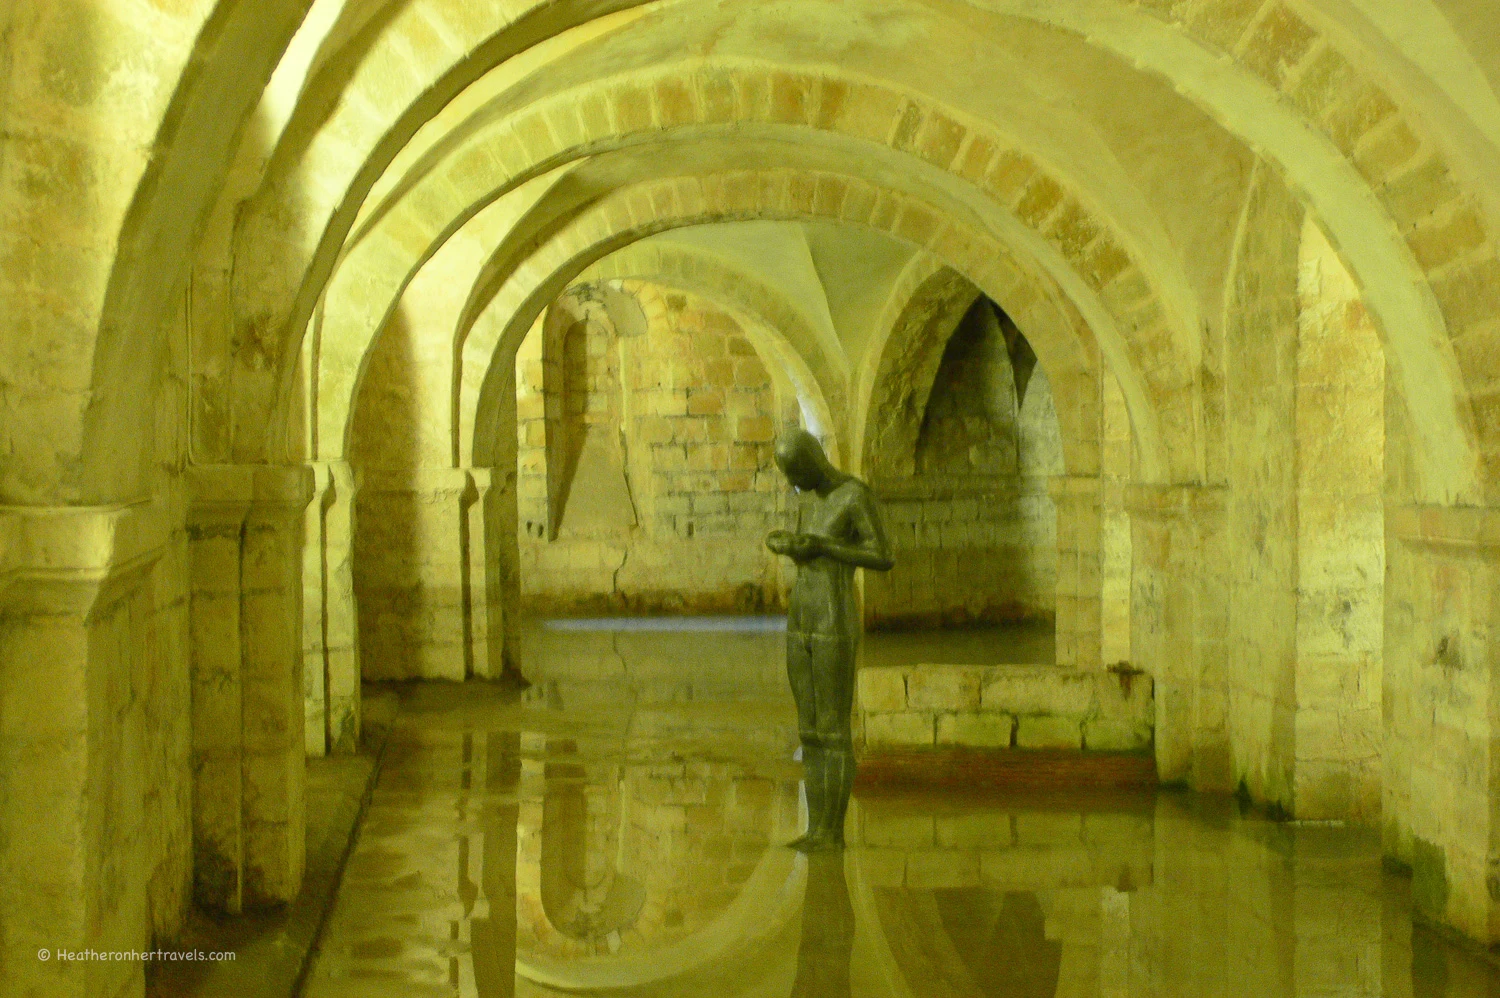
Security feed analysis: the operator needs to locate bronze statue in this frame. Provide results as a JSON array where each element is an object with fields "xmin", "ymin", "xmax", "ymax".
[{"xmin": 766, "ymin": 430, "xmax": 893, "ymax": 852}]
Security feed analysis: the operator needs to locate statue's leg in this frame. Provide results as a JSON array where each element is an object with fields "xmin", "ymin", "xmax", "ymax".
[
  {"xmin": 786, "ymin": 630, "xmax": 824, "ymax": 847},
  {"xmin": 797, "ymin": 636, "xmax": 857, "ymax": 851}
]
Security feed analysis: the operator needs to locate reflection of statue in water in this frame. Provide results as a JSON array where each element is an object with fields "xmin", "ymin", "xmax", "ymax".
[
  {"xmin": 791, "ymin": 851, "xmax": 855, "ymax": 998},
  {"xmin": 766, "ymin": 430, "xmax": 894, "ymax": 852}
]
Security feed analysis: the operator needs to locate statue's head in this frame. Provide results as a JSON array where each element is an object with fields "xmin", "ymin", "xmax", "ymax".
[{"xmin": 775, "ymin": 429, "xmax": 836, "ymax": 492}]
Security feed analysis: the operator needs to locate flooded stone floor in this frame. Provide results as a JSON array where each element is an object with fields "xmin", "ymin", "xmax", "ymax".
[{"xmin": 302, "ymin": 620, "xmax": 1500, "ymax": 997}]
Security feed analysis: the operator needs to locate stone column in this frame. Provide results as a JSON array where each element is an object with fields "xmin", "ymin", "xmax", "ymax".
[
  {"xmin": 188, "ymin": 465, "xmax": 313, "ymax": 911},
  {"xmin": 187, "ymin": 480, "xmax": 251, "ymax": 913},
  {"xmin": 357, "ymin": 469, "xmax": 470, "ymax": 681},
  {"xmin": 1050, "ymin": 475, "xmax": 1104, "ymax": 670},
  {"xmin": 324, "ymin": 461, "xmax": 361, "ymax": 753},
  {"xmin": 483, "ymin": 461, "xmax": 523, "ymax": 681},
  {"xmin": 1384, "ymin": 504, "xmax": 1500, "ymax": 944},
  {"xmin": 1126, "ymin": 483, "xmax": 1230, "ymax": 789},
  {"xmin": 303, "ymin": 461, "xmax": 359, "ymax": 757},
  {"xmin": 303, "ymin": 466, "xmax": 332, "ymax": 757},
  {"xmin": 464, "ymin": 469, "xmax": 499, "ymax": 679},
  {"xmin": 0, "ymin": 503, "xmax": 169, "ymax": 998}
]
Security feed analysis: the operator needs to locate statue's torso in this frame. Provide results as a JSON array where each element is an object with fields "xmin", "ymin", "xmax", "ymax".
[{"xmin": 786, "ymin": 481, "xmax": 865, "ymax": 640}]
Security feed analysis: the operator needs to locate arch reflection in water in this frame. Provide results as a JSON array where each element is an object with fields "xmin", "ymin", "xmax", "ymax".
[{"xmin": 305, "ymin": 629, "xmax": 1500, "ymax": 998}]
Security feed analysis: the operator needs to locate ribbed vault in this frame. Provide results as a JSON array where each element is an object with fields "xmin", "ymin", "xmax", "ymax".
[{"xmin": 12, "ymin": 1, "xmax": 1500, "ymax": 986}]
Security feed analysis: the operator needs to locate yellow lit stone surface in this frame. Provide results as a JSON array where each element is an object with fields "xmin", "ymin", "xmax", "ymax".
[{"xmin": 7, "ymin": 0, "xmax": 1500, "ymax": 988}]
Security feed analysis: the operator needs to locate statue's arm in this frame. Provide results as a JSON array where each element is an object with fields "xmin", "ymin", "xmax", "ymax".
[{"xmin": 814, "ymin": 488, "xmax": 894, "ymax": 571}]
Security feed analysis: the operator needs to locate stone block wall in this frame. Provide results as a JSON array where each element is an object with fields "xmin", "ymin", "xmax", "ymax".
[
  {"xmin": 515, "ymin": 285, "xmax": 789, "ymax": 615},
  {"xmin": 1383, "ymin": 506, "xmax": 1500, "ymax": 943},
  {"xmin": 865, "ymin": 478, "xmax": 1057, "ymax": 628},
  {"xmin": 855, "ymin": 663, "xmax": 1153, "ymax": 753},
  {"xmin": 353, "ymin": 469, "xmax": 475, "ymax": 681},
  {"xmin": 0, "ymin": 503, "xmax": 193, "ymax": 998},
  {"xmin": 863, "ymin": 303, "xmax": 1066, "ymax": 629},
  {"xmin": 1220, "ymin": 168, "xmax": 1385, "ymax": 820}
]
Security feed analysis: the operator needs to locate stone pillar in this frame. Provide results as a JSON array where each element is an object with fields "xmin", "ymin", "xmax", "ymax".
[
  {"xmin": 483, "ymin": 460, "xmax": 523, "ymax": 680},
  {"xmin": 303, "ymin": 467, "xmax": 331, "ymax": 757},
  {"xmin": 356, "ymin": 469, "xmax": 472, "ymax": 681},
  {"xmin": 1100, "ymin": 373, "xmax": 1133, "ymax": 666},
  {"xmin": 187, "ymin": 481, "xmax": 250, "ymax": 913},
  {"xmin": 1127, "ymin": 484, "xmax": 1230, "ymax": 789},
  {"xmin": 0, "ymin": 503, "xmax": 169, "ymax": 998},
  {"xmin": 324, "ymin": 462, "xmax": 361, "ymax": 753},
  {"xmin": 464, "ymin": 469, "xmax": 500, "ymax": 679},
  {"xmin": 303, "ymin": 461, "xmax": 359, "ymax": 757},
  {"xmin": 1384, "ymin": 504, "xmax": 1500, "ymax": 943},
  {"xmin": 1050, "ymin": 475, "xmax": 1104, "ymax": 670},
  {"xmin": 188, "ymin": 465, "xmax": 313, "ymax": 912}
]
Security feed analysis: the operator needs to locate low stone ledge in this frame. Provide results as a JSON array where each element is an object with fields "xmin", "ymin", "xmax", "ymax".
[{"xmin": 856, "ymin": 662, "xmax": 1154, "ymax": 755}]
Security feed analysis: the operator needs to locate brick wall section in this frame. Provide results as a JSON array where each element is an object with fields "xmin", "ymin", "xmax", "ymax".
[
  {"xmin": 516, "ymin": 284, "xmax": 788, "ymax": 614},
  {"xmin": 867, "ymin": 480, "xmax": 1057, "ymax": 628},
  {"xmin": 855, "ymin": 664, "xmax": 1153, "ymax": 753},
  {"xmin": 1383, "ymin": 508, "xmax": 1500, "ymax": 942},
  {"xmin": 865, "ymin": 301, "xmax": 1065, "ymax": 628}
]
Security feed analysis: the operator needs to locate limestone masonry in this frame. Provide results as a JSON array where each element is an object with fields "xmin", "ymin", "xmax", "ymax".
[{"xmin": 4, "ymin": 0, "xmax": 1500, "ymax": 994}]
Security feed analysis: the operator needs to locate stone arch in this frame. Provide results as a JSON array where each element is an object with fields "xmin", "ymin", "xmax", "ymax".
[
  {"xmin": 207, "ymin": 0, "xmax": 1490, "ymax": 506},
  {"xmin": 259, "ymin": 62, "xmax": 1197, "ymax": 483},
  {"xmin": 227, "ymin": 0, "xmax": 658, "ymax": 452},
  {"xmin": 18, "ymin": 0, "xmax": 1487, "ymax": 504},
  {"xmin": 298, "ymin": 134, "xmax": 1158, "ymax": 492},
  {"xmin": 575, "ymin": 241, "xmax": 845, "ymax": 451},
  {"xmin": 856, "ymin": 259, "xmax": 1107, "ymax": 483},
  {"xmin": 0, "ymin": 0, "xmax": 309, "ymax": 503},
  {"xmin": 458, "ymin": 170, "xmax": 1123, "ymax": 482},
  {"xmin": 858, "ymin": 264, "xmax": 981, "ymax": 483},
  {"xmin": 853, "ymin": 254, "xmax": 972, "ymax": 477}
]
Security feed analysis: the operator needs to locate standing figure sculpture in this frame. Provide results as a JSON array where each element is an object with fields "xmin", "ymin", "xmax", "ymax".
[{"xmin": 766, "ymin": 430, "xmax": 894, "ymax": 852}]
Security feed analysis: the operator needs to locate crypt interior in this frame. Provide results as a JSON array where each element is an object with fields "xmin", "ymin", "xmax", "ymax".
[{"xmin": 4, "ymin": 0, "xmax": 1500, "ymax": 994}]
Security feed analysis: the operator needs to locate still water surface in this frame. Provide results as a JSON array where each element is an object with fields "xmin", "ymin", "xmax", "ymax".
[{"xmin": 303, "ymin": 621, "xmax": 1500, "ymax": 997}]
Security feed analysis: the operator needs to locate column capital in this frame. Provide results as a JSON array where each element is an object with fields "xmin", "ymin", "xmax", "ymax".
[
  {"xmin": 0, "ymin": 500, "xmax": 168, "ymax": 615},
  {"xmin": 188, "ymin": 464, "xmax": 315, "ymax": 527}
]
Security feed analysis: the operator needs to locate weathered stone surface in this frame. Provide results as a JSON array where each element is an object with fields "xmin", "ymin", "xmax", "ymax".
[
  {"xmin": 1016, "ymin": 715, "xmax": 1083, "ymax": 750},
  {"xmin": 907, "ymin": 665, "xmax": 981, "ymax": 711},
  {"xmin": 6, "ymin": 0, "xmax": 1500, "ymax": 963},
  {"xmin": 936, "ymin": 711, "xmax": 1015, "ymax": 747},
  {"xmin": 856, "ymin": 666, "xmax": 907, "ymax": 713},
  {"xmin": 865, "ymin": 711, "xmax": 935, "ymax": 747},
  {"xmin": 859, "ymin": 663, "xmax": 1153, "ymax": 757}
]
